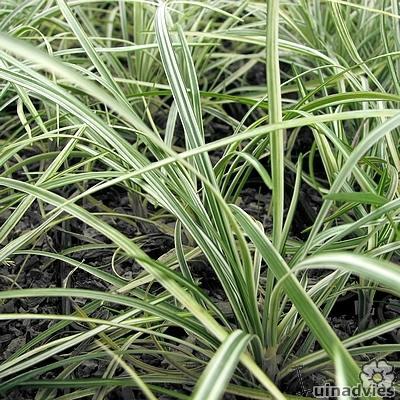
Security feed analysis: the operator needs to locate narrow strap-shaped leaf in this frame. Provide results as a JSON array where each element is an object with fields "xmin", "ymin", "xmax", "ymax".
[
  {"xmin": 324, "ymin": 192, "xmax": 389, "ymax": 206},
  {"xmin": 192, "ymin": 330, "xmax": 252, "ymax": 400},
  {"xmin": 266, "ymin": 0, "xmax": 285, "ymax": 250},
  {"xmin": 298, "ymin": 253, "xmax": 400, "ymax": 295}
]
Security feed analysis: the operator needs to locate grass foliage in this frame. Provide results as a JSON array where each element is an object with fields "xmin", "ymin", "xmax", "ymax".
[{"xmin": 0, "ymin": 0, "xmax": 399, "ymax": 399}]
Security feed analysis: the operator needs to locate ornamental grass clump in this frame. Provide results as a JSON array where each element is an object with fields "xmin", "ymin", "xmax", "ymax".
[{"xmin": 0, "ymin": 1, "xmax": 399, "ymax": 399}]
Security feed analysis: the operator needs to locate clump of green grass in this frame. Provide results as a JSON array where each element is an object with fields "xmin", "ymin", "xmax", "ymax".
[{"xmin": 0, "ymin": 0, "xmax": 399, "ymax": 399}]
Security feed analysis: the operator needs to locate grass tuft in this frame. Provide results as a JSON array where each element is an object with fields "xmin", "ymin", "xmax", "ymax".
[{"xmin": 0, "ymin": 1, "xmax": 399, "ymax": 399}]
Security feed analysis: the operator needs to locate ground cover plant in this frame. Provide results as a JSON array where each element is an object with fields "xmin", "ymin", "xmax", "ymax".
[{"xmin": 0, "ymin": 0, "xmax": 399, "ymax": 398}]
